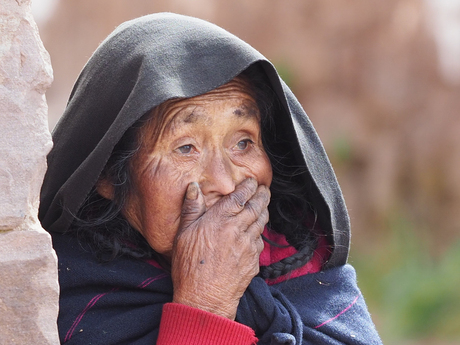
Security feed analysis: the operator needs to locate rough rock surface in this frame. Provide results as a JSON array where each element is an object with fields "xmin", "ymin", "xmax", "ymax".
[{"xmin": 0, "ymin": 0, "xmax": 59, "ymax": 343}]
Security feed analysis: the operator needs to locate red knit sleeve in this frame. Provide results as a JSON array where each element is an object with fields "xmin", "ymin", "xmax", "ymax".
[{"xmin": 157, "ymin": 303, "xmax": 258, "ymax": 345}]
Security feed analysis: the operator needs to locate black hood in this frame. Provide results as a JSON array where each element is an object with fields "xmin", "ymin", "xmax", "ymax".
[{"xmin": 39, "ymin": 12, "xmax": 350, "ymax": 268}]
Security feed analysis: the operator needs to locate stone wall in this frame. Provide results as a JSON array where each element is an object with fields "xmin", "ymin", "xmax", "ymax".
[{"xmin": 0, "ymin": 0, "xmax": 59, "ymax": 343}]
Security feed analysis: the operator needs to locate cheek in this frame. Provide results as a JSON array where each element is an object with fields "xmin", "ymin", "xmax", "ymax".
[
  {"xmin": 237, "ymin": 149, "xmax": 272, "ymax": 187},
  {"xmin": 131, "ymin": 157, "xmax": 199, "ymax": 253},
  {"xmin": 254, "ymin": 152, "xmax": 273, "ymax": 187},
  {"xmin": 140, "ymin": 159, "xmax": 191, "ymax": 221},
  {"xmin": 231, "ymin": 151, "xmax": 272, "ymax": 187}
]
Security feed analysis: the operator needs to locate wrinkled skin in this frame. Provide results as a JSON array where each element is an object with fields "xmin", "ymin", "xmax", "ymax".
[
  {"xmin": 98, "ymin": 78, "xmax": 272, "ymax": 319},
  {"xmin": 174, "ymin": 178, "xmax": 270, "ymax": 319}
]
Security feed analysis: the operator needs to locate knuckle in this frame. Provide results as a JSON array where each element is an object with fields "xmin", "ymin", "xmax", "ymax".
[
  {"xmin": 255, "ymin": 209, "xmax": 269, "ymax": 229},
  {"xmin": 245, "ymin": 200, "xmax": 260, "ymax": 218},
  {"xmin": 225, "ymin": 195, "xmax": 239, "ymax": 208},
  {"xmin": 181, "ymin": 203, "xmax": 199, "ymax": 217},
  {"xmin": 213, "ymin": 201, "xmax": 230, "ymax": 218},
  {"xmin": 258, "ymin": 186, "xmax": 271, "ymax": 205},
  {"xmin": 230, "ymin": 192, "xmax": 246, "ymax": 209},
  {"xmin": 236, "ymin": 179, "xmax": 257, "ymax": 199},
  {"xmin": 264, "ymin": 189, "xmax": 271, "ymax": 207},
  {"xmin": 242, "ymin": 177, "xmax": 258, "ymax": 190},
  {"xmin": 261, "ymin": 208, "xmax": 269, "ymax": 224},
  {"xmin": 256, "ymin": 236, "xmax": 264, "ymax": 253}
]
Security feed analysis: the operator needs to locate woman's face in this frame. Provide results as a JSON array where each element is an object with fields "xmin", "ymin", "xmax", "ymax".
[{"xmin": 122, "ymin": 78, "xmax": 272, "ymax": 258}]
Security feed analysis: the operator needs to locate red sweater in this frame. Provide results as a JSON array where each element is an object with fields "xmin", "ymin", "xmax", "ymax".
[{"xmin": 157, "ymin": 303, "xmax": 257, "ymax": 344}]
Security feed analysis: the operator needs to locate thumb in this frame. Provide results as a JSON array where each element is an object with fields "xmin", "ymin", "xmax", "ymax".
[{"xmin": 180, "ymin": 182, "xmax": 206, "ymax": 229}]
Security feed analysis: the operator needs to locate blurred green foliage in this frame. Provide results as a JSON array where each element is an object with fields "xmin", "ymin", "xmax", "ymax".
[
  {"xmin": 351, "ymin": 213, "xmax": 460, "ymax": 344},
  {"xmin": 330, "ymin": 134, "xmax": 353, "ymax": 166}
]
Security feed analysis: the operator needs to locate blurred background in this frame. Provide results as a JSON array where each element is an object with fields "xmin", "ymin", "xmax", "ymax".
[{"xmin": 32, "ymin": 0, "xmax": 460, "ymax": 343}]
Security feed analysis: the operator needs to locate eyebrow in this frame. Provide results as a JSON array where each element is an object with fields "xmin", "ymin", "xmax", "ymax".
[
  {"xmin": 233, "ymin": 101, "xmax": 260, "ymax": 120},
  {"xmin": 183, "ymin": 108, "xmax": 200, "ymax": 123},
  {"xmin": 233, "ymin": 103, "xmax": 259, "ymax": 119}
]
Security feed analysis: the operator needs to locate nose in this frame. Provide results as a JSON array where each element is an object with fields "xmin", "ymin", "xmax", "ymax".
[{"xmin": 199, "ymin": 151, "xmax": 245, "ymax": 207}]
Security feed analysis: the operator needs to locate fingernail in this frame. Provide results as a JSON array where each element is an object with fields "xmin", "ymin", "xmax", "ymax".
[
  {"xmin": 244, "ymin": 177, "xmax": 256, "ymax": 186},
  {"xmin": 186, "ymin": 182, "xmax": 199, "ymax": 200}
]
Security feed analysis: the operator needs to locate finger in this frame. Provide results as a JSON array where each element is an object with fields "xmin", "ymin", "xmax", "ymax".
[
  {"xmin": 236, "ymin": 185, "xmax": 270, "ymax": 228},
  {"xmin": 179, "ymin": 182, "xmax": 206, "ymax": 230},
  {"xmin": 245, "ymin": 208, "xmax": 269, "ymax": 239},
  {"xmin": 216, "ymin": 177, "xmax": 258, "ymax": 216}
]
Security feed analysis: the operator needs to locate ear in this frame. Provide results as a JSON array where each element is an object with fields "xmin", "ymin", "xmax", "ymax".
[{"xmin": 96, "ymin": 178, "xmax": 115, "ymax": 200}]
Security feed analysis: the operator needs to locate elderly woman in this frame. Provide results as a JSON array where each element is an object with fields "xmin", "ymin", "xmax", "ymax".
[{"xmin": 39, "ymin": 13, "xmax": 382, "ymax": 345}]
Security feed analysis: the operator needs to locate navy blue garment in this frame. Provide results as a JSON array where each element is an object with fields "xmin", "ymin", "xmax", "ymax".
[{"xmin": 53, "ymin": 232, "xmax": 381, "ymax": 344}]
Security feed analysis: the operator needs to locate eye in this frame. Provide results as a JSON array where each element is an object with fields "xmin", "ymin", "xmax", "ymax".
[
  {"xmin": 236, "ymin": 139, "xmax": 253, "ymax": 151},
  {"xmin": 177, "ymin": 144, "xmax": 194, "ymax": 154}
]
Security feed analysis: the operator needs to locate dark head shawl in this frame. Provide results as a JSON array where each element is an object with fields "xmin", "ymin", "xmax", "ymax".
[{"xmin": 39, "ymin": 12, "xmax": 350, "ymax": 268}]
